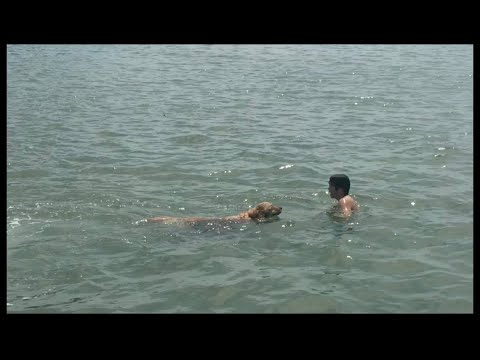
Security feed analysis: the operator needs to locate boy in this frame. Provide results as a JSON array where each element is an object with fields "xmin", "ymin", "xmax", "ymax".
[{"xmin": 328, "ymin": 174, "xmax": 359, "ymax": 216}]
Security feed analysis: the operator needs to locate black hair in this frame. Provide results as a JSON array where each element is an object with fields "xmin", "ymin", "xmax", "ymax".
[{"xmin": 329, "ymin": 174, "xmax": 350, "ymax": 195}]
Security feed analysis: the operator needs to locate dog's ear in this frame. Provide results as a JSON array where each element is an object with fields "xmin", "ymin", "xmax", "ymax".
[
  {"xmin": 248, "ymin": 206, "xmax": 267, "ymax": 219},
  {"xmin": 249, "ymin": 203, "xmax": 269, "ymax": 219},
  {"xmin": 247, "ymin": 207, "xmax": 260, "ymax": 219},
  {"xmin": 259, "ymin": 202, "xmax": 272, "ymax": 211}
]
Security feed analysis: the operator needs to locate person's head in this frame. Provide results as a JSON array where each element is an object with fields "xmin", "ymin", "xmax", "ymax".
[{"xmin": 328, "ymin": 174, "xmax": 350, "ymax": 199}]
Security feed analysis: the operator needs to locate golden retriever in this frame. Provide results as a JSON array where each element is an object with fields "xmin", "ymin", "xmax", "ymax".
[{"xmin": 146, "ymin": 201, "xmax": 282, "ymax": 224}]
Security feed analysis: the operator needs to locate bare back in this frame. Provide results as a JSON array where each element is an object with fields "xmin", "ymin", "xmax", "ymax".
[{"xmin": 338, "ymin": 195, "xmax": 358, "ymax": 216}]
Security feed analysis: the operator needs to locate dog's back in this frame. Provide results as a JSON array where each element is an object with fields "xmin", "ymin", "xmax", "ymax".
[
  {"xmin": 147, "ymin": 215, "xmax": 222, "ymax": 224},
  {"xmin": 146, "ymin": 201, "xmax": 282, "ymax": 225}
]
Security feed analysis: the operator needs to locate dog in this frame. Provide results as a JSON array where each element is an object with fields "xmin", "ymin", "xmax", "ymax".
[{"xmin": 146, "ymin": 201, "xmax": 282, "ymax": 224}]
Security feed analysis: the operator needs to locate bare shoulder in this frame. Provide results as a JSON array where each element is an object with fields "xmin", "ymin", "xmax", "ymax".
[
  {"xmin": 349, "ymin": 195, "xmax": 359, "ymax": 210},
  {"xmin": 339, "ymin": 195, "xmax": 359, "ymax": 211}
]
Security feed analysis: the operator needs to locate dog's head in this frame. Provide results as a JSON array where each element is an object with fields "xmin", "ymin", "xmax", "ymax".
[{"xmin": 247, "ymin": 202, "xmax": 282, "ymax": 220}]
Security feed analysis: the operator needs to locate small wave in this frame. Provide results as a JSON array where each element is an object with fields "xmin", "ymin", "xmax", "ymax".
[
  {"xmin": 169, "ymin": 134, "xmax": 212, "ymax": 145},
  {"xmin": 134, "ymin": 219, "xmax": 148, "ymax": 225}
]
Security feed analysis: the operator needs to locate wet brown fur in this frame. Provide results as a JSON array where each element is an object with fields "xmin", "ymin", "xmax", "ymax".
[{"xmin": 146, "ymin": 202, "xmax": 282, "ymax": 224}]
